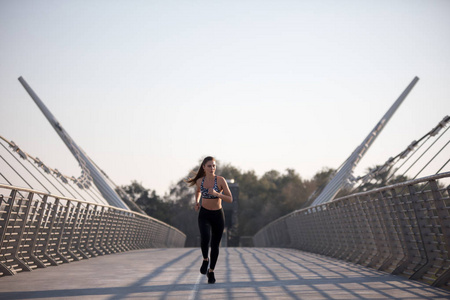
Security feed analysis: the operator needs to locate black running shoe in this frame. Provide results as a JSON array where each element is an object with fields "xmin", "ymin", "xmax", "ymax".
[
  {"xmin": 200, "ymin": 260, "xmax": 208, "ymax": 274},
  {"xmin": 207, "ymin": 271, "xmax": 216, "ymax": 284}
]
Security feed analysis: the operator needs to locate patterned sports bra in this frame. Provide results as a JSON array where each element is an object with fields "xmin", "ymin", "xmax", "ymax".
[{"xmin": 200, "ymin": 176, "xmax": 220, "ymax": 199}]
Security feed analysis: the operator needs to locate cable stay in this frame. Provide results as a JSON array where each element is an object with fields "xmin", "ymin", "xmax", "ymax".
[
  {"xmin": 310, "ymin": 77, "xmax": 420, "ymax": 206},
  {"xmin": 413, "ymin": 138, "xmax": 450, "ymax": 179},
  {"xmin": 346, "ymin": 115, "xmax": 450, "ymax": 194},
  {"xmin": 0, "ymin": 134, "xmax": 110, "ymax": 206}
]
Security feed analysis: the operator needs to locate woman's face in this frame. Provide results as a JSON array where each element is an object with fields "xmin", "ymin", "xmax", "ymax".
[{"xmin": 203, "ymin": 160, "xmax": 216, "ymax": 175}]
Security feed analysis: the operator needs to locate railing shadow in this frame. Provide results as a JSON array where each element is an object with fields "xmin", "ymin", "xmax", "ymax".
[{"xmin": 0, "ymin": 248, "xmax": 449, "ymax": 299}]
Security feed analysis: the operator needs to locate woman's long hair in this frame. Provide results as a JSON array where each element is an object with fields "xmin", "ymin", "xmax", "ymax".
[{"xmin": 186, "ymin": 156, "xmax": 215, "ymax": 186}]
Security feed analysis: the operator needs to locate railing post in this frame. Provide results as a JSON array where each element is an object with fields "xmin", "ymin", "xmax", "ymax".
[
  {"xmin": 84, "ymin": 204, "xmax": 99, "ymax": 257},
  {"xmin": 316, "ymin": 206, "xmax": 330, "ymax": 255},
  {"xmin": 12, "ymin": 191, "xmax": 35, "ymax": 272},
  {"xmin": 42, "ymin": 199, "xmax": 60, "ymax": 266},
  {"xmin": 365, "ymin": 193, "xmax": 385, "ymax": 269},
  {"xmin": 336, "ymin": 198, "xmax": 355, "ymax": 261},
  {"xmin": 323, "ymin": 204, "xmax": 339, "ymax": 256},
  {"xmin": 0, "ymin": 190, "xmax": 18, "ymax": 275},
  {"xmin": 118, "ymin": 212, "xmax": 132, "ymax": 251},
  {"xmin": 124, "ymin": 213, "xmax": 137, "ymax": 250},
  {"xmin": 96, "ymin": 207, "xmax": 109, "ymax": 255},
  {"xmin": 327, "ymin": 202, "xmax": 344, "ymax": 258},
  {"xmin": 102, "ymin": 209, "xmax": 116, "ymax": 253},
  {"xmin": 286, "ymin": 212, "xmax": 301, "ymax": 249},
  {"xmin": 28, "ymin": 195, "xmax": 48, "ymax": 268},
  {"xmin": 351, "ymin": 195, "xmax": 371, "ymax": 264},
  {"xmin": 137, "ymin": 217, "xmax": 147, "ymax": 248},
  {"xmin": 428, "ymin": 180, "xmax": 450, "ymax": 288},
  {"xmin": 66, "ymin": 201, "xmax": 82, "ymax": 261},
  {"xmin": 408, "ymin": 184, "xmax": 436, "ymax": 280},
  {"xmin": 356, "ymin": 195, "xmax": 377, "ymax": 266},
  {"xmin": 111, "ymin": 209, "xmax": 124, "ymax": 252},
  {"xmin": 303, "ymin": 210, "xmax": 316, "ymax": 252},
  {"xmin": 53, "ymin": 200, "xmax": 71, "ymax": 263},
  {"xmin": 344, "ymin": 197, "xmax": 361, "ymax": 262},
  {"xmin": 390, "ymin": 188, "xmax": 412, "ymax": 275},
  {"xmin": 376, "ymin": 190, "xmax": 398, "ymax": 271},
  {"xmin": 306, "ymin": 208, "xmax": 320, "ymax": 253},
  {"xmin": 70, "ymin": 202, "xmax": 89, "ymax": 259},
  {"xmin": 133, "ymin": 214, "xmax": 143, "ymax": 248}
]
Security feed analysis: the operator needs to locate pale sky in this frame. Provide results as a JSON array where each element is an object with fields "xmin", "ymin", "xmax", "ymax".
[{"xmin": 1, "ymin": 0, "xmax": 449, "ymax": 196}]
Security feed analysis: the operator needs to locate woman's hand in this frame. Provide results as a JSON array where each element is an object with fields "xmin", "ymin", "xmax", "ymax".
[
  {"xmin": 208, "ymin": 188, "xmax": 219, "ymax": 197},
  {"xmin": 194, "ymin": 202, "xmax": 200, "ymax": 212}
]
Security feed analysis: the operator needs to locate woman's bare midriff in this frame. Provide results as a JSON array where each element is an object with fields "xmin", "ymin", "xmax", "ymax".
[{"xmin": 202, "ymin": 198, "xmax": 222, "ymax": 210}]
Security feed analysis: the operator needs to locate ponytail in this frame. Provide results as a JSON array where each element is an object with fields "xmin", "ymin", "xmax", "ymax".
[{"xmin": 186, "ymin": 156, "xmax": 215, "ymax": 186}]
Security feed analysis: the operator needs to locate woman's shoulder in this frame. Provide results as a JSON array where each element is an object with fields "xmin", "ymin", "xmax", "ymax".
[
  {"xmin": 216, "ymin": 176, "xmax": 227, "ymax": 183},
  {"xmin": 196, "ymin": 177, "xmax": 203, "ymax": 185}
]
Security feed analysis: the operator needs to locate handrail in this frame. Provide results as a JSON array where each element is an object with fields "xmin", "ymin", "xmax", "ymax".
[
  {"xmin": 0, "ymin": 183, "xmax": 183, "ymax": 235},
  {"xmin": 333, "ymin": 171, "xmax": 450, "ymax": 200},
  {"xmin": 258, "ymin": 172, "xmax": 450, "ymax": 230},
  {"xmin": 254, "ymin": 173, "xmax": 450, "ymax": 289},
  {"xmin": 0, "ymin": 184, "xmax": 186, "ymax": 276}
]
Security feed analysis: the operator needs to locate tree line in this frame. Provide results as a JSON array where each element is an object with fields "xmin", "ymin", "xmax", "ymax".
[{"xmin": 118, "ymin": 161, "xmax": 408, "ymax": 246}]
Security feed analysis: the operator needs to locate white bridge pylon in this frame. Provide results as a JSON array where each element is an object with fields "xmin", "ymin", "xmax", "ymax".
[
  {"xmin": 310, "ymin": 76, "xmax": 420, "ymax": 207},
  {"xmin": 18, "ymin": 77, "xmax": 130, "ymax": 210}
]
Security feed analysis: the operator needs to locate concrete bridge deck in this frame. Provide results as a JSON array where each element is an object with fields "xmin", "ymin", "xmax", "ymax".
[{"xmin": 0, "ymin": 248, "xmax": 449, "ymax": 300}]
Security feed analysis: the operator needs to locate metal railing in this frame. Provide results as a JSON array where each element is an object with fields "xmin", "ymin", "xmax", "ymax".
[
  {"xmin": 254, "ymin": 172, "xmax": 450, "ymax": 289},
  {"xmin": 0, "ymin": 184, "xmax": 186, "ymax": 276}
]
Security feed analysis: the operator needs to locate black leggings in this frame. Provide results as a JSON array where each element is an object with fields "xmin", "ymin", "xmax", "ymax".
[{"xmin": 198, "ymin": 207, "xmax": 225, "ymax": 270}]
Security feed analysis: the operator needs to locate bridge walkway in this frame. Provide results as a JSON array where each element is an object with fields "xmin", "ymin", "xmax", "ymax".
[{"xmin": 0, "ymin": 248, "xmax": 449, "ymax": 300}]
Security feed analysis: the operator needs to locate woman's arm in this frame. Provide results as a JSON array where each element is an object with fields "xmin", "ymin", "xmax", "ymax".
[
  {"xmin": 194, "ymin": 180, "xmax": 202, "ymax": 211},
  {"xmin": 211, "ymin": 176, "xmax": 233, "ymax": 203}
]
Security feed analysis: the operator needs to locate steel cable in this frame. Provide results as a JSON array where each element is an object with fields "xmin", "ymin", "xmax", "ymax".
[
  {"xmin": 386, "ymin": 136, "xmax": 430, "ymax": 181},
  {"xmin": 401, "ymin": 126, "xmax": 450, "ymax": 178},
  {"xmin": 0, "ymin": 171, "xmax": 12, "ymax": 186},
  {"xmin": 413, "ymin": 138, "xmax": 450, "ymax": 179},
  {"xmin": 0, "ymin": 145, "xmax": 34, "ymax": 190},
  {"xmin": 435, "ymin": 158, "xmax": 450, "ymax": 175}
]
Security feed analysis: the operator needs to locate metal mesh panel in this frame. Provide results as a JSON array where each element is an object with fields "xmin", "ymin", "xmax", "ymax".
[
  {"xmin": 254, "ymin": 172, "xmax": 450, "ymax": 289},
  {"xmin": 0, "ymin": 184, "xmax": 186, "ymax": 277}
]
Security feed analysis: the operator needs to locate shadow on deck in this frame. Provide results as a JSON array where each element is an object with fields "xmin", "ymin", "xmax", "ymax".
[{"xmin": 0, "ymin": 248, "xmax": 449, "ymax": 300}]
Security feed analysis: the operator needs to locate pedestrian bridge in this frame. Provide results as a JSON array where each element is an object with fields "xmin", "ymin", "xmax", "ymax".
[
  {"xmin": 1, "ymin": 172, "xmax": 450, "ymax": 299},
  {"xmin": 2, "ymin": 75, "xmax": 450, "ymax": 297}
]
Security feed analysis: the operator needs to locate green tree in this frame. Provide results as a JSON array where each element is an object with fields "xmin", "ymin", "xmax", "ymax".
[
  {"xmin": 120, "ymin": 180, "xmax": 172, "ymax": 224},
  {"xmin": 164, "ymin": 178, "xmax": 199, "ymax": 247}
]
